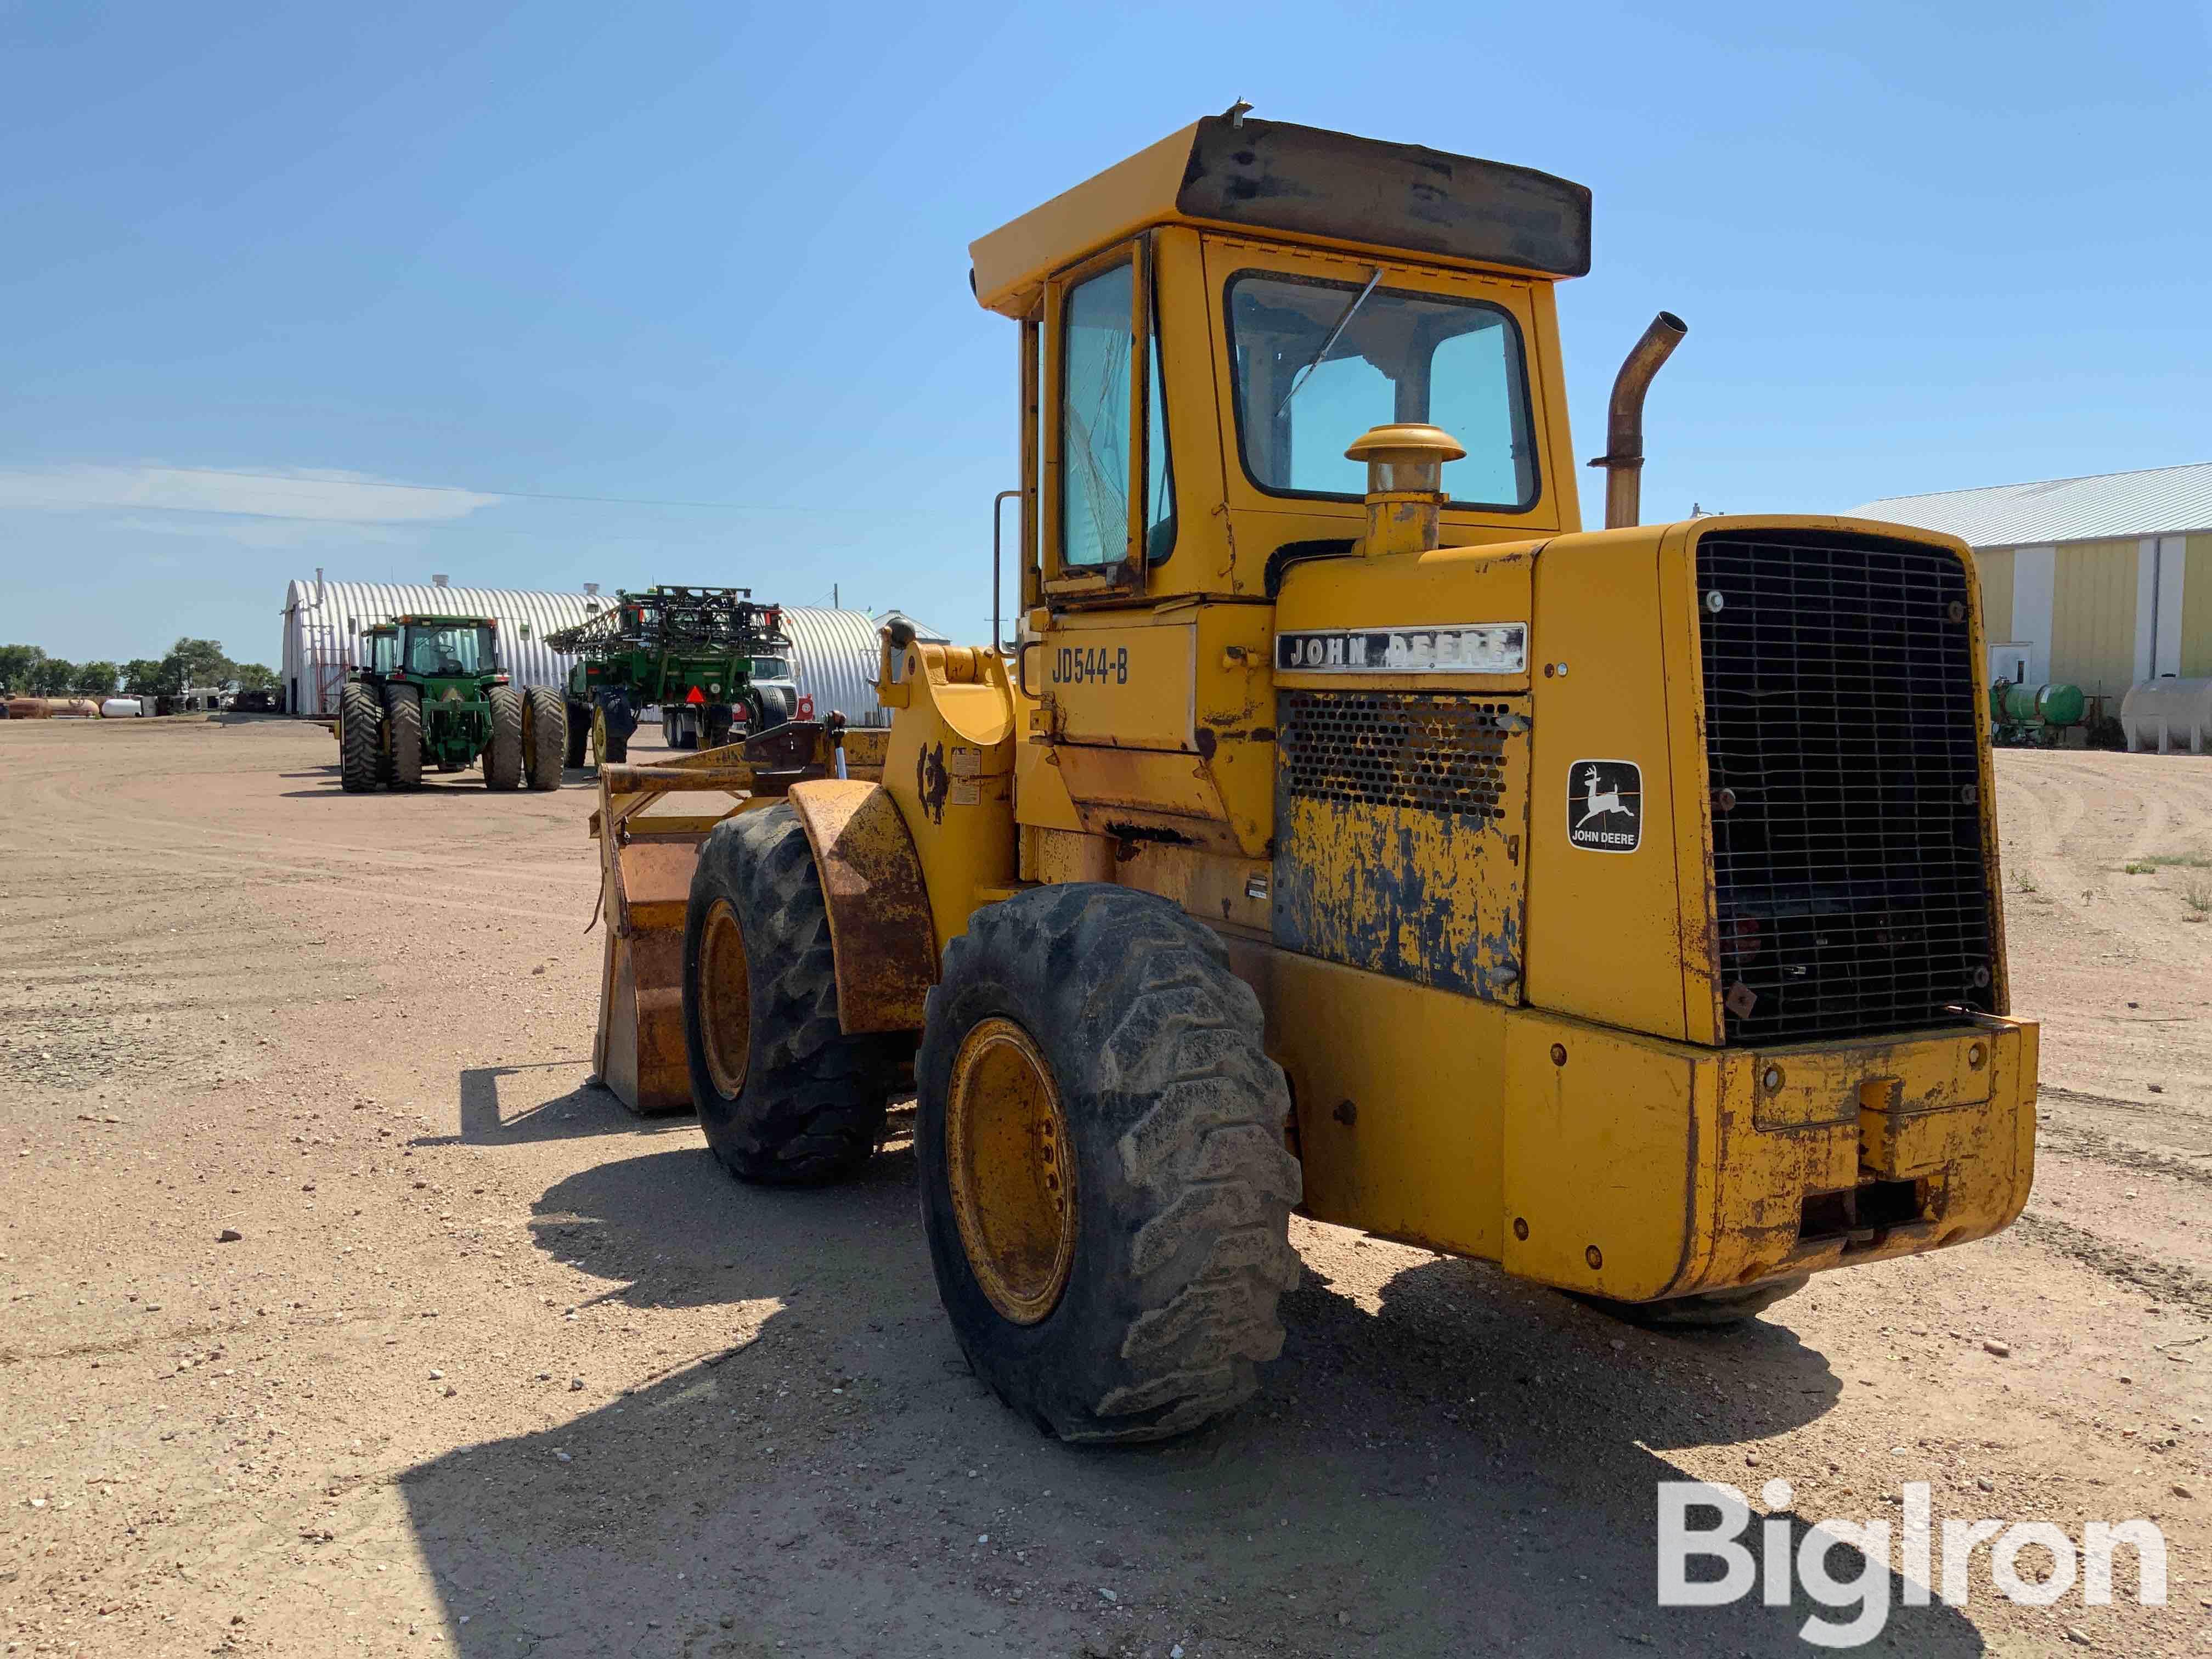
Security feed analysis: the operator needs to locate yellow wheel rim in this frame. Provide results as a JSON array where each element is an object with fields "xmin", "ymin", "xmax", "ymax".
[
  {"xmin": 946, "ymin": 1017, "xmax": 1076, "ymax": 1325},
  {"xmin": 590, "ymin": 705, "xmax": 608, "ymax": 769},
  {"xmin": 697, "ymin": 899, "xmax": 751, "ymax": 1098}
]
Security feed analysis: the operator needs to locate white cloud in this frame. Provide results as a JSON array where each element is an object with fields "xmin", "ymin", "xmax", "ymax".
[
  {"xmin": 101, "ymin": 514, "xmax": 418, "ymax": 550},
  {"xmin": 0, "ymin": 464, "xmax": 503, "ymax": 524}
]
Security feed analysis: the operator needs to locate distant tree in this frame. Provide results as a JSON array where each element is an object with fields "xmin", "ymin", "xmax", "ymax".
[
  {"xmin": 121, "ymin": 658, "xmax": 166, "ymax": 695},
  {"xmin": 0, "ymin": 644, "xmax": 42, "ymax": 692},
  {"xmin": 230, "ymin": 662, "xmax": 279, "ymax": 692},
  {"xmin": 28, "ymin": 657, "xmax": 77, "ymax": 697},
  {"xmin": 158, "ymin": 637, "xmax": 233, "ymax": 694},
  {"xmin": 72, "ymin": 661, "xmax": 121, "ymax": 698}
]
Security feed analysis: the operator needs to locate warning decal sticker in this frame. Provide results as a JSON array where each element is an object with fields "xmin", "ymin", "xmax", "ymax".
[{"xmin": 1566, "ymin": 759, "xmax": 1642, "ymax": 853}]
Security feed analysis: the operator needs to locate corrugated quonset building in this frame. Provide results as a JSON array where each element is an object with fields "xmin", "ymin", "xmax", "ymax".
[
  {"xmin": 1854, "ymin": 461, "xmax": 2212, "ymax": 697},
  {"xmin": 280, "ymin": 576, "xmax": 907, "ymax": 724}
]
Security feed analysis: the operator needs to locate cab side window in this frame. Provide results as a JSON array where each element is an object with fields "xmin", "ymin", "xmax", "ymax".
[{"xmin": 1059, "ymin": 262, "xmax": 1133, "ymax": 569}]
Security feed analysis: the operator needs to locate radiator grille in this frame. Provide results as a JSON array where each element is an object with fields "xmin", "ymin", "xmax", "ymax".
[
  {"xmin": 1279, "ymin": 692, "xmax": 1513, "ymax": 820},
  {"xmin": 1698, "ymin": 531, "xmax": 1996, "ymax": 1043}
]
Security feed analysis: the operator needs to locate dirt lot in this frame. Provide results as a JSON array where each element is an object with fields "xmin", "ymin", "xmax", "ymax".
[{"xmin": 2, "ymin": 717, "xmax": 2209, "ymax": 1657}]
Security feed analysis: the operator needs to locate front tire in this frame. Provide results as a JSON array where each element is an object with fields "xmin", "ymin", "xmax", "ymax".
[
  {"xmin": 917, "ymin": 885, "xmax": 1302, "ymax": 1443},
  {"xmin": 591, "ymin": 690, "xmax": 632, "ymax": 768},
  {"xmin": 523, "ymin": 686, "xmax": 565, "ymax": 791},
  {"xmin": 680, "ymin": 804, "xmax": 902, "ymax": 1183},
  {"xmin": 565, "ymin": 702, "xmax": 589, "ymax": 768},
  {"xmin": 484, "ymin": 685, "xmax": 524, "ymax": 790},
  {"xmin": 751, "ymin": 686, "xmax": 793, "ymax": 731},
  {"xmin": 338, "ymin": 684, "xmax": 382, "ymax": 793},
  {"xmin": 383, "ymin": 684, "xmax": 424, "ymax": 789}
]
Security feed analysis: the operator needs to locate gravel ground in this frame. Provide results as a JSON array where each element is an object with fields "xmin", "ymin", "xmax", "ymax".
[{"xmin": 1, "ymin": 716, "xmax": 2208, "ymax": 1657}]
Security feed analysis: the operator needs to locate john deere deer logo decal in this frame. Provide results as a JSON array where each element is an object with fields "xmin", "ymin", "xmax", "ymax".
[{"xmin": 1567, "ymin": 759, "xmax": 1642, "ymax": 853}]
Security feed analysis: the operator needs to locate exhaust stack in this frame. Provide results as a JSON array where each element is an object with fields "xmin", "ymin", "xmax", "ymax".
[{"xmin": 1587, "ymin": 312, "xmax": 1688, "ymax": 529}]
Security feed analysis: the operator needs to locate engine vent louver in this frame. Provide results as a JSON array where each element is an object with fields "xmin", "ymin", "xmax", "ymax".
[
  {"xmin": 1697, "ymin": 531, "xmax": 1997, "ymax": 1044},
  {"xmin": 1278, "ymin": 692, "xmax": 1513, "ymax": 820}
]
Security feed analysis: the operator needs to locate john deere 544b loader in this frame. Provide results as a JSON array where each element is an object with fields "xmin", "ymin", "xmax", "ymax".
[{"xmin": 664, "ymin": 112, "xmax": 2037, "ymax": 1443}]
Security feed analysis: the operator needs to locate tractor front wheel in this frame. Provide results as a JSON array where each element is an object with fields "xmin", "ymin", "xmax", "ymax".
[
  {"xmin": 484, "ymin": 685, "xmax": 524, "ymax": 790},
  {"xmin": 917, "ymin": 885, "xmax": 1303, "ymax": 1443},
  {"xmin": 680, "ymin": 804, "xmax": 902, "ymax": 1184},
  {"xmin": 522, "ymin": 687, "xmax": 565, "ymax": 791},
  {"xmin": 384, "ymin": 684, "xmax": 424, "ymax": 789},
  {"xmin": 338, "ymin": 684, "xmax": 382, "ymax": 793}
]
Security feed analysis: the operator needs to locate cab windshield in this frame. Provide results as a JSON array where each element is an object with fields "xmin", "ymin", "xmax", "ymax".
[
  {"xmin": 402, "ymin": 624, "xmax": 496, "ymax": 677},
  {"xmin": 1226, "ymin": 272, "xmax": 1537, "ymax": 510},
  {"xmin": 749, "ymin": 657, "xmax": 791, "ymax": 680},
  {"xmin": 366, "ymin": 631, "xmax": 400, "ymax": 674}
]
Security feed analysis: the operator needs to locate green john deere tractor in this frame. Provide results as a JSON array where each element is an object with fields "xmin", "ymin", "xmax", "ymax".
[
  {"xmin": 336, "ymin": 614, "xmax": 565, "ymax": 793},
  {"xmin": 544, "ymin": 585, "xmax": 797, "ymax": 769}
]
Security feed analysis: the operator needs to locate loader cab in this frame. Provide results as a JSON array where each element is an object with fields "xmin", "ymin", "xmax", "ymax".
[{"xmin": 973, "ymin": 114, "xmax": 1591, "ymax": 610}]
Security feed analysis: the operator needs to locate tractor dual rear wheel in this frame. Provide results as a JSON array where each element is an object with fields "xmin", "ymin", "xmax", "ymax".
[
  {"xmin": 917, "ymin": 885, "xmax": 1303, "ymax": 1443},
  {"xmin": 680, "ymin": 804, "xmax": 904, "ymax": 1184},
  {"xmin": 383, "ymin": 684, "xmax": 424, "ymax": 789},
  {"xmin": 565, "ymin": 702, "xmax": 589, "ymax": 768},
  {"xmin": 338, "ymin": 684, "xmax": 382, "ymax": 792},
  {"xmin": 522, "ymin": 686, "xmax": 565, "ymax": 791},
  {"xmin": 484, "ymin": 685, "xmax": 524, "ymax": 790}
]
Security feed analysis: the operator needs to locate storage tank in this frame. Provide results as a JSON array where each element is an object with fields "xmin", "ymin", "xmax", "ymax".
[
  {"xmin": 2121, "ymin": 678, "xmax": 2212, "ymax": 755},
  {"xmin": 1993, "ymin": 682, "xmax": 2085, "ymax": 728},
  {"xmin": 99, "ymin": 697, "xmax": 148, "ymax": 718}
]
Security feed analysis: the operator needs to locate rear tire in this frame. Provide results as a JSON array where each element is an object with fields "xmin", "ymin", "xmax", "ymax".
[
  {"xmin": 383, "ymin": 684, "xmax": 424, "ymax": 789},
  {"xmin": 338, "ymin": 684, "xmax": 382, "ymax": 793},
  {"xmin": 565, "ymin": 702, "xmax": 589, "ymax": 768},
  {"xmin": 917, "ymin": 884, "xmax": 1302, "ymax": 1443},
  {"xmin": 681, "ymin": 803, "xmax": 902, "ymax": 1184},
  {"xmin": 484, "ymin": 685, "xmax": 524, "ymax": 790},
  {"xmin": 523, "ymin": 686, "xmax": 565, "ymax": 791},
  {"xmin": 1571, "ymin": 1274, "xmax": 1809, "ymax": 1330},
  {"xmin": 704, "ymin": 704, "xmax": 735, "ymax": 749}
]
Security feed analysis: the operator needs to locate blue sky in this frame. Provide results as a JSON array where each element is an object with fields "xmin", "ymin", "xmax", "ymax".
[{"xmin": 3, "ymin": 1, "xmax": 2207, "ymax": 665}]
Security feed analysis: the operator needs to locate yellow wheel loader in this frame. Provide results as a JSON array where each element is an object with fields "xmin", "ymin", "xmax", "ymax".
[{"xmin": 608, "ymin": 111, "xmax": 2037, "ymax": 1443}]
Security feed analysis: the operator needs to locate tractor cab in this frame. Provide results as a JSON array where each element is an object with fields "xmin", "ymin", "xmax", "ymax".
[{"xmin": 391, "ymin": 616, "xmax": 503, "ymax": 692}]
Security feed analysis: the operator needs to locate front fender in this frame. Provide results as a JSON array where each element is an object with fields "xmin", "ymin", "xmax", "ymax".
[{"xmin": 787, "ymin": 778, "xmax": 938, "ymax": 1034}]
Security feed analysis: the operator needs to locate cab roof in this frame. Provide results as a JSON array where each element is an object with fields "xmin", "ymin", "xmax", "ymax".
[{"xmin": 969, "ymin": 112, "xmax": 1592, "ymax": 319}]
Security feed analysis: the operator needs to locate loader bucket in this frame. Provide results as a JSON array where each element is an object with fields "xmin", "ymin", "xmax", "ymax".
[
  {"xmin": 586, "ymin": 722, "xmax": 891, "ymax": 1115},
  {"xmin": 590, "ymin": 746, "xmax": 761, "ymax": 1114}
]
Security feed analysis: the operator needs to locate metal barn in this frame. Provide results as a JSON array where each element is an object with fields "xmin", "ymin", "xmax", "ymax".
[
  {"xmin": 280, "ymin": 575, "xmax": 913, "ymax": 725},
  {"xmin": 1855, "ymin": 461, "xmax": 2212, "ymax": 698}
]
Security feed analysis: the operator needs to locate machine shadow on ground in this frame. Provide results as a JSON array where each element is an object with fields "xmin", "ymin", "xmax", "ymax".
[
  {"xmin": 436, "ymin": 1064, "xmax": 699, "ymax": 1146},
  {"xmin": 393, "ymin": 1139, "xmax": 1983, "ymax": 1658},
  {"xmin": 278, "ymin": 763, "xmax": 600, "ymax": 796}
]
